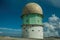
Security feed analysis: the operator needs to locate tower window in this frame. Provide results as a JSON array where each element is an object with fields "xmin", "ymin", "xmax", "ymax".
[
  {"xmin": 32, "ymin": 30, "xmax": 34, "ymax": 31},
  {"xmin": 26, "ymin": 30, "xmax": 27, "ymax": 32},
  {"xmin": 32, "ymin": 25, "xmax": 34, "ymax": 26}
]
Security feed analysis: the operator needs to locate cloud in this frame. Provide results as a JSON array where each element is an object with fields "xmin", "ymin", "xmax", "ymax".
[
  {"xmin": 0, "ymin": 31, "xmax": 3, "ymax": 34},
  {"xmin": 49, "ymin": 14, "xmax": 59, "ymax": 21},
  {"xmin": 44, "ymin": 22, "xmax": 56, "ymax": 37},
  {"xmin": 44, "ymin": 22, "xmax": 55, "ymax": 30},
  {"xmin": 0, "ymin": 27, "xmax": 22, "ymax": 37},
  {"xmin": 46, "ymin": 0, "xmax": 60, "ymax": 8},
  {"xmin": 44, "ymin": 14, "xmax": 60, "ymax": 37},
  {"xmin": 0, "ymin": 28, "xmax": 22, "ymax": 33},
  {"xmin": 44, "ymin": 28, "xmax": 50, "ymax": 37},
  {"xmin": 0, "ymin": 28, "xmax": 21, "ymax": 31}
]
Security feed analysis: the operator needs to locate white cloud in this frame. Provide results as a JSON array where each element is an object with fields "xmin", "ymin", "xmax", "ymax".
[
  {"xmin": 44, "ymin": 29, "xmax": 50, "ymax": 37},
  {"xmin": 44, "ymin": 14, "xmax": 60, "ymax": 37},
  {"xmin": 44, "ymin": 23, "xmax": 56, "ymax": 37},
  {"xmin": 44, "ymin": 22, "xmax": 50, "ymax": 27},
  {"xmin": 49, "ymin": 14, "xmax": 59, "ymax": 21},
  {"xmin": 0, "ymin": 28, "xmax": 21, "ymax": 31},
  {"xmin": 0, "ymin": 28, "xmax": 22, "ymax": 37},
  {"xmin": 0, "ymin": 31, "xmax": 3, "ymax": 34},
  {"xmin": 55, "ymin": 31, "xmax": 59, "ymax": 37},
  {"xmin": 44, "ymin": 22, "xmax": 55, "ymax": 30}
]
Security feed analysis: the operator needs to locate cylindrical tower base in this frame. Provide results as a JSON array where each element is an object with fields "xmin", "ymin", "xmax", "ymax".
[{"xmin": 22, "ymin": 25, "xmax": 43, "ymax": 39}]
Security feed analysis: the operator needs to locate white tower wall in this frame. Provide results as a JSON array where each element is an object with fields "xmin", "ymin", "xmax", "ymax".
[{"xmin": 23, "ymin": 26, "xmax": 43, "ymax": 39}]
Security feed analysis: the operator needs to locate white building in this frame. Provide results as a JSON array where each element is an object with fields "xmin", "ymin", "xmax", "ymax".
[{"xmin": 21, "ymin": 2, "xmax": 43, "ymax": 39}]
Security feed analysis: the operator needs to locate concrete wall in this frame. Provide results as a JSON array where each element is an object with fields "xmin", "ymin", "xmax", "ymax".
[{"xmin": 23, "ymin": 26, "xmax": 43, "ymax": 39}]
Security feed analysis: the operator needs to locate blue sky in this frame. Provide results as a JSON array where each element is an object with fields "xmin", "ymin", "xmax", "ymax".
[{"xmin": 0, "ymin": 0, "xmax": 60, "ymax": 37}]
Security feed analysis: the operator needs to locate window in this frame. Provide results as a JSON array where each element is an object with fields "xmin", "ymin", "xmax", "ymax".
[
  {"xmin": 32, "ymin": 30, "xmax": 34, "ymax": 31},
  {"xmin": 32, "ymin": 25, "xmax": 34, "ymax": 26},
  {"xmin": 26, "ymin": 30, "xmax": 27, "ymax": 32}
]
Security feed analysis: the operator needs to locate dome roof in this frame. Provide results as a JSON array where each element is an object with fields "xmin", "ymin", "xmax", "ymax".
[{"xmin": 22, "ymin": 3, "xmax": 43, "ymax": 15}]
